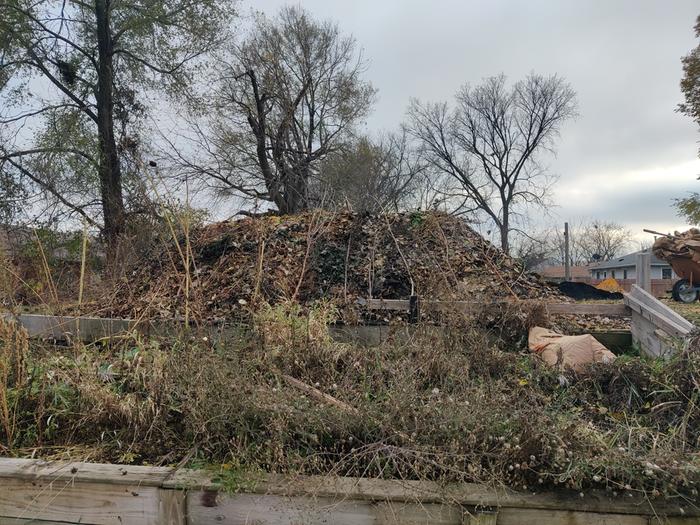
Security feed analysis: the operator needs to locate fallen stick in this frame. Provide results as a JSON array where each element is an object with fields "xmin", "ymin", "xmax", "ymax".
[{"xmin": 282, "ymin": 374, "xmax": 360, "ymax": 415}]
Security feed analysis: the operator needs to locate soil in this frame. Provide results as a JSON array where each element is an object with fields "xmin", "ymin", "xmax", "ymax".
[{"xmin": 557, "ymin": 281, "xmax": 624, "ymax": 301}]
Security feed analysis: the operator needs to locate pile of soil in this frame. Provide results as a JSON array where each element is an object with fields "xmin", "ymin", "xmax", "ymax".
[
  {"xmin": 558, "ymin": 281, "xmax": 623, "ymax": 300},
  {"xmin": 102, "ymin": 211, "xmax": 563, "ymax": 322}
]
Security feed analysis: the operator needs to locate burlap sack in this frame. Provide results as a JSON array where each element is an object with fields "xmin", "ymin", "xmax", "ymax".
[{"xmin": 528, "ymin": 326, "xmax": 616, "ymax": 372}]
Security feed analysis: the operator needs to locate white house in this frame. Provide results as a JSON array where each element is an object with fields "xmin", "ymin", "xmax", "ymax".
[{"xmin": 588, "ymin": 250, "xmax": 676, "ymax": 281}]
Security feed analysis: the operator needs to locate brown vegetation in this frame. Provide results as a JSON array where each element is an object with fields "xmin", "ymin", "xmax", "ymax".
[
  {"xmin": 100, "ymin": 211, "xmax": 563, "ymax": 322},
  {"xmin": 1, "ymin": 309, "xmax": 699, "ymax": 501}
]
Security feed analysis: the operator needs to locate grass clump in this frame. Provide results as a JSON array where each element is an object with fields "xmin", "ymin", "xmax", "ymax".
[{"xmin": 1, "ymin": 313, "xmax": 700, "ymax": 501}]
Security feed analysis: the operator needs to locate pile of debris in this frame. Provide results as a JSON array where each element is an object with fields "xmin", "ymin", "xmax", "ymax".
[
  {"xmin": 101, "ymin": 211, "xmax": 563, "ymax": 322},
  {"xmin": 652, "ymin": 227, "xmax": 700, "ymax": 262}
]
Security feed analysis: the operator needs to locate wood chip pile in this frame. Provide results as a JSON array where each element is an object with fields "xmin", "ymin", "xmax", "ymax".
[
  {"xmin": 102, "ymin": 211, "xmax": 564, "ymax": 322},
  {"xmin": 652, "ymin": 228, "xmax": 700, "ymax": 262}
]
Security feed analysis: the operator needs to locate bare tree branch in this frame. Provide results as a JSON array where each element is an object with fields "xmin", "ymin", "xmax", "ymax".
[{"xmin": 408, "ymin": 73, "xmax": 576, "ymax": 254}]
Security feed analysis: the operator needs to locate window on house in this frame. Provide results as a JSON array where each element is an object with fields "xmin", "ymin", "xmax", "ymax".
[
  {"xmin": 603, "ymin": 271, "xmax": 607, "ymax": 279},
  {"xmin": 623, "ymin": 269, "xmax": 628, "ymax": 280},
  {"xmin": 662, "ymin": 268, "xmax": 672, "ymax": 279},
  {"xmin": 596, "ymin": 271, "xmax": 601, "ymax": 280},
  {"xmin": 612, "ymin": 270, "xmax": 616, "ymax": 279}
]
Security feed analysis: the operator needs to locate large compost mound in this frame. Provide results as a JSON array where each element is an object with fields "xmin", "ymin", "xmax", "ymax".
[{"xmin": 104, "ymin": 211, "xmax": 562, "ymax": 321}]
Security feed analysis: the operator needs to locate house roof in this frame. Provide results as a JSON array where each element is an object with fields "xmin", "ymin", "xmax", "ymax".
[
  {"xmin": 589, "ymin": 250, "xmax": 668, "ymax": 270},
  {"xmin": 538, "ymin": 265, "xmax": 590, "ymax": 279}
]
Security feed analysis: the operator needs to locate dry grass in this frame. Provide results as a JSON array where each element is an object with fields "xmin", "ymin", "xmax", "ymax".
[
  {"xmin": 0, "ymin": 307, "xmax": 700, "ymax": 502},
  {"xmin": 0, "ymin": 318, "xmax": 28, "ymax": 450}
]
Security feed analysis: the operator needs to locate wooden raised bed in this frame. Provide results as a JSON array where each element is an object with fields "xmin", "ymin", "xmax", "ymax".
[
  {"xmin": 0, "ymin": 457, "xmax": 697, "ymax": 524},
  {"xmin": 2, "ymin": 286, "xmax": 693, "ymax": 358}
]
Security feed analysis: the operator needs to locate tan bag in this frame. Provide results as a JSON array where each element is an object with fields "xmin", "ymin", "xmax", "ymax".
[{"xmin": 528, "ymin": 326, "xmax": 616, "ymax": 372}]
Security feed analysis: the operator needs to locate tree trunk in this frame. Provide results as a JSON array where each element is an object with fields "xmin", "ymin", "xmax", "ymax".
[
  {"xmin": 284, "ymin": 171, "xmax": 308, "ymax": 214},
  {"xmin": 95, "ymin": 0, "xmax": 126, "ymax": 258},
  {"xmin": 500, "ymin": 214, "xmax": 510, "ymax": 254}
]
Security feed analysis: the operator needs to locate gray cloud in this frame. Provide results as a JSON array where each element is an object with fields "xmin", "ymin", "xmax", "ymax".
[{"xmin": 248, "ymin": 0, "xmax": 699, "ymax": 230}]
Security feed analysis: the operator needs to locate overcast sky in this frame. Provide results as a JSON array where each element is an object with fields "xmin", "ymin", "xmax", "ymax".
[{"xmin": 244, "ymin": 0, "xmax": 700, "ymax": 242}]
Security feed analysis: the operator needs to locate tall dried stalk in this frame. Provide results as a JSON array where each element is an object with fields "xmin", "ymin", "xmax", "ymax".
[
  {"xmin": 144, "ymin": 170, "xmax": 196, "ymax": 324},
  {"xmin": 77, "ymin": 221, "xmax": 89, "ymax": 315},
  {"xmin": 292, "ymin": 210, "xmax": 330, "ymax": 302},
  {"xmin": 253, "ymin": 239, "xmax": 266, "ymax": 302},
  {"xmin": 382, "ymin": 213, "xmax": 415, "ymax": 295},
  {"xmin": 33, "ymin": 230, "xmax": 58, "ymax": 304},
  {"xmin": 0, "ymin": 318, "xmax": 28, "ymax": 450}
]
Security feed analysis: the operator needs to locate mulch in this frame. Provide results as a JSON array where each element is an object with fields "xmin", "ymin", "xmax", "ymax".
[{"xmin": 100, "ymin": 210, "xmax": 566, "ymax": 323}]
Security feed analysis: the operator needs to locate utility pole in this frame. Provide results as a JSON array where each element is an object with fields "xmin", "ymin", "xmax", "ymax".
[{"xmin": 564, "ymin": 222, "xmax": 571, "ymax": 281}]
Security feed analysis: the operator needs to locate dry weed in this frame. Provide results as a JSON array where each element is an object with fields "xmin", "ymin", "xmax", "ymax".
[
  {"xmin": 2, "ymin": 319, "xmax": 700, "ymax": 500},
  {"xmin": 0, "ymin": 318, "xmax": 28, "ymax": 449}
]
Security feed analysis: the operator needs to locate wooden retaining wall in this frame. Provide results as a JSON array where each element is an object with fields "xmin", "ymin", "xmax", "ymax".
[
  {"xmin": 2, "ymin": 286, "xmax": 693, "ymax": 358},
  {"xmin": 0, "ymin": 458, "xmax": 698, "ymax": 524}
]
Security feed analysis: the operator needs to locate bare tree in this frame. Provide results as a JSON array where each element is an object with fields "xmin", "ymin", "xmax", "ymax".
[
  {"xmin": 407, "ymin": 74, "xmax": 576, "ymax": 254},
  {"xmin": 576, "ymin": 220, "xmax": 631, "ymax": 262},
  {"xmin": 512, "ymin": 232, "xmax": 553, "ymax": 271},
  {"xmin": 181, "ymin": 6, "xmax": 376, "ymax": 215},
  {"xmin": 0, "ymin": 0, "xmax": 233, "ymax": 254},
  {"xmin": 513, "ymin": 219, "xmax": 632, "ymax": 270},
  {"xmin": 316, "ymin": 130, "xmax": 423, "ymax": 213},
  {"xmin": 548, "ymin": 222, "xmax": 585, "ymax": 266}
]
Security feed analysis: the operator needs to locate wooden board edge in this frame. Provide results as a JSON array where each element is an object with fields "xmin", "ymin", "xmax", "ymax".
[
  {"xmin": 0, "ymin": 458, "xmax": 173, "ymax": 487},
  {"xmin": 0, "ymin": 459, "xmax": 697, "ymax": 519},
  {"xmin": 167, "ymin": 470, "xmax": 700, "ymax": 518}
]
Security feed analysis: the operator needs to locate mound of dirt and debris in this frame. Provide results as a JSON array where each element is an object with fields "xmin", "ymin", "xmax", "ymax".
[{"xmin": 102, "ymin": 211, "xmax": 564, "ymax": 322}]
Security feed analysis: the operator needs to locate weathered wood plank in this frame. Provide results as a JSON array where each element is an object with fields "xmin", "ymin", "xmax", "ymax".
[
  {"xmin": 158, "ymin": 489, "xmax": 186, "ymax": 525},
  {"xmin": 0, "ymin": 458, "xmax": 698, "ymax": 523},
  {"xmin": 165, "ymin": 471, "xmax": 700, "ymax": 517},
  {"xmin": 186, "ymin": 492, "xmax": 463, "ymax": 525},
  {"xmin": 0, "ymin": 478, "xmax": 164, "ymax": 525},
  {"xmin": 627, "ymin": 285, "xmax": 694, "ymax": 333},
  {"xmin": 0, "ymin": 458, "xmax": 174, "ymax": 487},
  {"xmin": 0, "ymin": 313, "xmax": 136, "ymax": 341},
  {"xmin": 636, "ymin": 252, "xmax": 652, "ymax": 293},
  {"xmin": 0, "ymin": 518, "xmax": 82, "ymax": 525},
  {"xmin": 3, "ymin": 298, "xmax": 634, "ymax": 345},
  {"xmin": 463, "ymin": 510, "xmax": 498, "ymax": 524},
  {"xmin": 497, "ymin": 508, "xmax": 649, "ymax": 525},
  {"xmin": 366, "ymin": 299, "xmax": 631, "ymax": 317},
  {"xmin": 366, "ymin": 298, "xmax": 412, "ymax": 311},
  {"xmin": 624, "ymin": 285, "xmax": 694, "ymax": 357},
  {"xmin": 544, "ymin": 303, "xmax": 630, "ymax": 316},
  {"xmin": 631, "ymin": 311, "xmax": 671, "ymax": 358},
  {"xmin": 626, "ymin": 296, "xmax": 691, "ymax": 339}
]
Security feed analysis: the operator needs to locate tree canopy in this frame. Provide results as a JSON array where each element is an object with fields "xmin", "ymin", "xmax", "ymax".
[
  {"xmin": 0, "ymin": 0, "xmax": 234, "ymax": 253},
  {"xmin": 676, "ymin": 14, "xmax": 700, "ymax": 225},
  {"xmin": 179, "ymin": 5, "xmax": 376, "ymax": 214},
  {"xmin": 680, "ymin": 15, "xmax": 700, "ymax": 128}
]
